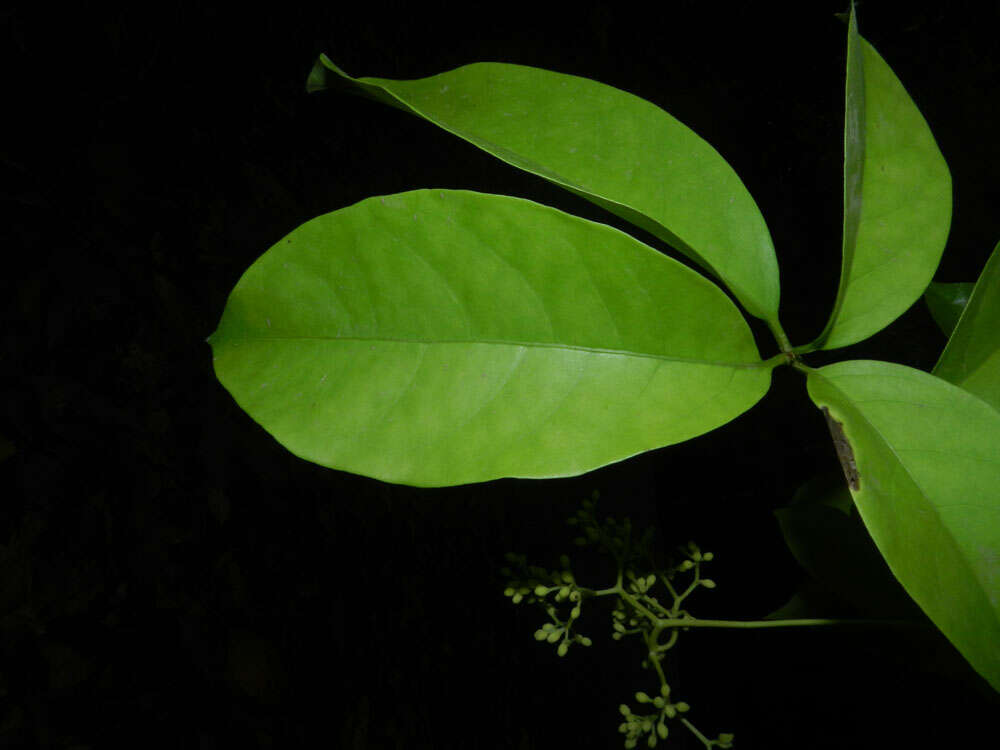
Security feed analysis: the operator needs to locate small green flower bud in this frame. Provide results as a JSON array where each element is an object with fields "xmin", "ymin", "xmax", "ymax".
[
  {"xmin": 657, "ymin": 722, "xmax": 668, "ymax": 740},
  {"xmin": 619, "ymin": 704, "xmax": 631, "ymax": 717},
  {"xmin": 702, "ymin": 552, "xmax": 714, "ymax": 561},
  {"xmin": 547, "ymin": 630, "xmax": 561, "ymax": 644},
  {"xmin": 619, "ymin": 722, "xmax": 630, "ymax": 733},
  {"xmin": 660, "ymin": 684, "xmax": 670, "ymax": 698},
  {"xmin": 645, "ymin": 574, "xmax": 657, "ymax": 590},
  {"xmin": 664, "ymin": 705, "xmax": 676, "ymax": 719},
  {"xmin": 557, "ymin": 641, "xmax": 569, "ymax": 657},
  {"xmin": 701, "ymin": 579, "xmax": 716, "ymax": 589},
  {"xmin": 561, "ymin": 571, "xmax": 573, "ymax": 584},
  {"xmin": 612, "ymin": 632, "xmax": 623, "ymax": 641},
  {"xmin": 675, "ymin": 702, "xmax": 689, "ymax": 713},
  {"xmin": 647, "ymin": 732, "xmax": 657, "ymax": 748},
  {"xmin": 579, "ymin": 636, "xmax": 592, "ymax": 646},
  {"xmin": 678, "ymin": 560, "xmax": 694, "ymax": 571},
  {"xmin": 556, "ymin": 587, "xmax": 569, "ymax": 601},
  {"xmin": 570, "ymin": 590, "xmax": 581, "ymax": 602},
  {"xmin": 717, "ymin": 732, "xmax": 734, "ymax": 748},
  {"xmin": 634, "ymin": 691, "xmax": 650, "ymax": 703},
  {"xmin": 570, "ymin": 606, "xmax": 581, "ymax": 619},
  {"xmin": 512, "ymin": 593, "xmax": 523, "ymax": 603},
  {"xmin": 534, "ymin": 585, "xmax": 550, "ymax": 596},
  {"xmin": 534, "ymin": 629, "xmax": 548, "ymax": 641},
  {"xmin": 652, "ymin": 696, "xmax": 664, "ymax": 708},
  {"xmin": 625, "ymin": 739, "xmax": 637, "ymax": 749},
  {"xmin": 613, "ymin": 622, "xmax": 626, "ymax": 633},
  {"xmin": 641, "ymin": 719, "xmax": 653, "ymax": 732},
  {"xmin": 613, "ymin": 609, "xmax": 626, "ymax": 620}
]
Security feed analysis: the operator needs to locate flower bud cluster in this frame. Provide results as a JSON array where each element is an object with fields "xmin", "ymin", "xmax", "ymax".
[
  {"xmin": 617, "ymin": 685, "xmax": 685, "ymax": 748},
  {"xmin": 501, "ymin": 552, "xmax": 590, "ymax": 657},
  {"xmin": 502, "ymin": 495, "xmax": 731, "ymax": 747}
]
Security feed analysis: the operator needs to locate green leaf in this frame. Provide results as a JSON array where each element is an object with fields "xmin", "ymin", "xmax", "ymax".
[
  {"xmin": 209, "ymin": 189, "xmax": 772, "ymax": 487},
  {"xmin": 925, "ymin": 281, "xmax": 975, "ymax": 336},
  {"xmin": 814, "ymin": 7, "xmax": 951, "ymax": 350},
  {"xmin": 805, "ymin": 359, "xmax": 1000, "ymax": 690},
  {"xmin": 308, "ymin": 56, "xmax": 781, "ymax": 324},
  {"xmin": 933, "ymin": 241, "xmax": 1000, "ymax": 411},
  {"xmin": 775, "ymin": 472, "xmax": 924, "ymax": 620}
]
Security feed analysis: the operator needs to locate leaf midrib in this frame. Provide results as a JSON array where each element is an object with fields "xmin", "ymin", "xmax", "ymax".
[{"xmin": 226, "ymin": 334, "xmax": 770, "ymax": 369}]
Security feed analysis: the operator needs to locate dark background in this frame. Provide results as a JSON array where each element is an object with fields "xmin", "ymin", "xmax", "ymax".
[{"xmin": 3, "ymin": 2, "xmax": 999, "ymax": 748}]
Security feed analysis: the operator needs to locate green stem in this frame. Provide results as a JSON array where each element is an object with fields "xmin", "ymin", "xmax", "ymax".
[
  {"xmin": 680, "ymin": 717, "xmax": 714, "ymax": 749},
  {"xmin": 760, "ymin": 351, "xmax": 788, "ymax": 369},
  {"xmin": 767, "ymin": 319, "xmax": 794, "ymax": 354},
  {"xmin": 656, "ymin": 616, "xmax": 929, "ymax": 630}
]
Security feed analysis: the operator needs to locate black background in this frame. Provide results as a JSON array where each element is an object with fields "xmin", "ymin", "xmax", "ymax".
[{"xmin": 4, "ymin": 2, "xmax": 999, "ymax": 748}]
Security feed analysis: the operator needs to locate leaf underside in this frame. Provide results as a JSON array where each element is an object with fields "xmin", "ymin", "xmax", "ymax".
[
  {"xmin": 309, "ymin": 55, "xmax": 781, "ymax": 324},
  {"xmin": 209, "ymin": 190, "xmax": 772, "ymax": 487},
  {"xmin": 807, "ymin": 360, "xmax": 1000, "ymax": 691}
]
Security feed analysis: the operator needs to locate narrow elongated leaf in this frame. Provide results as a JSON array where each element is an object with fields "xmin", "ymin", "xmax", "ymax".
[
  {"xmin": 925, "ymin": 281, "xmax": 975, "ymax": 336},
  {"xmin": 308, "ymin": 56, "xmax": 781, "ymax": 324},
  {"xmin": 806, "ymin": 359, "xmax": 1000, "ymax": 691},
  {"xmin": 814, "ymin": 7, "xmax": 951, "ymax": 350},
  {"xmin": 209, "ymin": 190, "xmax": 772, "ymax": 487},
  {"xmin": 933, "ymin": 241, "xmax": 1000, "ymax": 411}
]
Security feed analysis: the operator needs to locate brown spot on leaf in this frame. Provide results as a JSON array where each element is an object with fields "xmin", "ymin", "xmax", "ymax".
[{"xmin": 822, "ymin": 406, "xmax": 860, "ymax": 491}]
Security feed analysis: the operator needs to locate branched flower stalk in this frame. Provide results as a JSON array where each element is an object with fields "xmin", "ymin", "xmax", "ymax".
[{"xmin": 502, "ymin": 493, "xmax": 735, "ymax": 749}]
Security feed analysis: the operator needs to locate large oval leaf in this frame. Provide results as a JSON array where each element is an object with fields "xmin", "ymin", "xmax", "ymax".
[
  {"xmin": 805, "ymin": 359, "xmax": 1000, "ymax": 691},
  {"xmin": 308, "ymin": 56, "xmax": 781, "ymax": 324},
  {"xmin": 933, "ymin": 240, "xmax": 1000, "ymax": 411},
  {"xmin": 814, "ymin": 7, "xmax": 952, "ymax": 350},
  {"xmin": 208, "ymin": 190, "xmax": 773, "ymax": 487}
]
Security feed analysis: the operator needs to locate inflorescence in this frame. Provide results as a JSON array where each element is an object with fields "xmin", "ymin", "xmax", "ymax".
[{"xmin": 501, "ymin": 492, "xmax": 735, "ymax": 749}]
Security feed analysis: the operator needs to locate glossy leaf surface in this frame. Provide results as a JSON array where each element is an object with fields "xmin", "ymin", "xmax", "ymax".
[
  {"xmin": 925, "ymin": 281, "xmax": 974, "ymax": 336},
  {"xmin": 815, "ymin": 8, "xmax": 951, "ymax": 350},
  {"xmin": 308, "ymin": 56, "xmax": 781, "ymax": 323},
  {"xmin": 806, "ymin": 360, "xmax": 1000, "ymax": 690},
  {"xmin": 209, "ymin": 190, "xmax": 772, "ymax": 487},
  {"xmin": 933, "ymin": 241, "xmax": 1000, "ymax": 411}
]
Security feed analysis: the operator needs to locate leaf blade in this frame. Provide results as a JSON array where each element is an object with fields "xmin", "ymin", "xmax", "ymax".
[
  {"xmin": 309, "ymin": 56, "xmax": 781, "ymax": 324},
  {"xmin": 209, "ymin": 190, "xmax": 772, "ymax": 486},
  {"xmin": 806, "ymin": 359, "xmax": 1000, "ymax": 691},
  {"xmin": 925, "ymin": 281, "xmax": 975, "ymax": 337},
  {"xmin": 815, "ymin": 8, "xmax": 952, "ymax": 350},
  {"xmin": 775, "ymin": 473, "xmax": 924, "ymax": 620},
  {"xmin": 933, "ymin": 240, "xmax": 1000, "ymax": 411}
]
